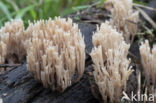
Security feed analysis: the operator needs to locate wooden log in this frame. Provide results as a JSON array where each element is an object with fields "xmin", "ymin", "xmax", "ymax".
[{"xmin": 0, "ymin": 63, "xmax": 99, "ymax": 103}]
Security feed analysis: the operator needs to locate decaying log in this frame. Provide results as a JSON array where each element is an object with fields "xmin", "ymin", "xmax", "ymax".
[{"xmin": 0, "ymin": 62, "xmax": 99, "ymax": 103}]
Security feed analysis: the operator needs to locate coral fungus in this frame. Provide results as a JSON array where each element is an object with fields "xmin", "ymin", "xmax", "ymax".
[
  {"xmin": 26, "ymin": 18, "xmax": 86, "ymax": 92},
  {"xmin": 91, "ymin": 21, "xmax": 133, "ymax": 102}
]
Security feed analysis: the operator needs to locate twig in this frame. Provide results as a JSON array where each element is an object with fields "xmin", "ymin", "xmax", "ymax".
[
  {"xmin": 134, "ymin": 6, "xmax": 156, "ymax": 30},
  {"xmin": 126, "ymin": 19, "xmax": 139, "ymax": 25},
  {"xmin": 137, "ymin": 69, "xmax": 141, "ymax": 96},
  {"xmin": 133, "ymin": 3, "xmax": 156, "ymax": 12},
  {"xmin": 0, "ymin": 64, "xmax": 21, "ymax": 68},
  {"xmin": 83, "ymin": 20, "xmax": 101, "ymax": 24}
]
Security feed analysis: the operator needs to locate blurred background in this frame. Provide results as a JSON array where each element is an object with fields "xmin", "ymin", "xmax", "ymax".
[{"xmin": 0, "ymin": 0, "xmax": 152, "ymax": 27}]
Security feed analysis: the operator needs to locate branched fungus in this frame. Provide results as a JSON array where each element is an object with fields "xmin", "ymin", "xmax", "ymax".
[
  {"xmin": 0, "ymin": 19, "xmax": 26, "ymax": 64},
  {"xmin": 90, "ymin": 21, "xmax": 133, "ymax": 102},
  {"xmin": 26, "ymin": 18, "xmax": 85, "ymax": 92},
  {"xmin": 106, "ymin": 0, "xmax": 139, "ymax": 43},
  {"xmin": 140, "ymin": 40, "xmax": 156, "ymax": 85}
]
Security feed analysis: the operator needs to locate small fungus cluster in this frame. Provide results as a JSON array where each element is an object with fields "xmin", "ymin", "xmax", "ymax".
[
  {"xmin": 0, "ymin": 19, "xmax": 26, "ymax": 66},
  {"xmin": 140, "ymin": 40, "xmax": 156, "ymax": 85},
  {"xmin": 106, "ymin": 0, "xmax": 139, "ymax": 43},
  {"xmin": 90, "ymin": 21, "xmax": 133, "ymax": 102}
]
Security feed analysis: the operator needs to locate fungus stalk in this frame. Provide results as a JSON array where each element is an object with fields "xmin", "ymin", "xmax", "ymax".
[
  {"xmin": 140, "ymin": 40, "xmax": 156, "ymax": 85},
  {"xmin": 90, "ymin": 21, "xmax": 133, "ymax": 102},
  {"xmin": 26, "ymin": 18, "xmax": 85, "ymax": 92},
  {"xmin": 0, "ymin": 41, "xmax": 7, "ymax": 72}
]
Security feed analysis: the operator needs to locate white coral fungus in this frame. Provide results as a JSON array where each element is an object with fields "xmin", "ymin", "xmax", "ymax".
[
  {"xmin": 26, "ymin": 18, "xmax": 85, "ymax": 92},
  {"xmin": 90, "ymin": 21, "xmax": 133, "ymax": 102}
]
